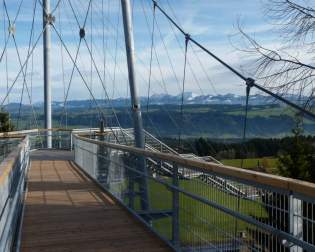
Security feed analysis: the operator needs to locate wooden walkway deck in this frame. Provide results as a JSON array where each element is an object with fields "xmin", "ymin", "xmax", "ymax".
[{"xmin": 20, "ymin": 151, "xmax": 171, "ymax": 252}]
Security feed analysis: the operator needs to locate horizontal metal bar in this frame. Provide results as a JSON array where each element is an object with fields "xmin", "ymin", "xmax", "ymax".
[
  {"xmin": 74, "ymin": 134, "xmax": 315, "ymax": 200},
  {"xmin": 137, "ymin": 210, "xmax": 173, "ymax": 220},
  {"xmin": 74, "ymin": 139, "xmax": 315, "ymax": 251}
]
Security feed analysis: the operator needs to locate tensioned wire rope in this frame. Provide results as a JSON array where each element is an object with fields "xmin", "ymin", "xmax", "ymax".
[
  {"xmin": 144, "ymin": 0, "xmax": 190, "ymax": 151},
  {"xmin": 140, "ymin": 1, "xmax": 187, "ymax": 138},
  {"xmin": 0, "ymin": 0, "xmax": 24, "ymax": 63},
  {"xmin": 152, "ymin": 0, "xmax": 315, "ymax": 121},
  {"xmin": 69, "ymin": 0, "xmax": 143, "ymax": 141},
  {"xmin": 161, "ymin": 0, "xmax": 251, "ymax": 165},
  {"xmin": 178, "ymin": 34, "xmax": 189, "ymax": 150},
  {"xmin": 0, "ymin": 25, "xmax": 47, "ymax": 107},
  {"xmin": 145, "ymin": 1, "xmax": 162, "ymax": 140},
  {"xmin": 150, "ymin": 0, "xmax": 214, "ymax": 97},
  {"xmin": 51, "ymin": 7, "xmax": 128, "ymax": 144},
  {"xmin": 164, "ymin": 0, "xmax": 218, "ymax": 95},
  {"xmin": 0, "ymin": 1, "xmax": 48, "ymax": 147},
  {"xmin": 9, "ymin": 0, "xmax": 39, "ymax": 130},
  {"xmin": 85, "ymin": 0, "xmax": 187, "ymax": 140},
  {"xmin": 58, "ymin": 0, "xmax": 132, "ymax": 135},
  {"xmin": 89, "ymin": 0, "xmax": 133, "ymax": 128},
  {"xmin": 85, "ymin": 0, "xmax": 195, "ymax": 148},
  {"xmin": 69, "ymin": 0, "xmax": 233, "ymax": 154},
  {"xmin": 58, "ymin": 0, "xmax": 67, "ymax": 129},
  {"xmin": 57, "ymin": 0, "xmax": 91, "ymax": 129},
  {"xmin": 2, "ymin": 0, "xmax": 8, "ymax": 107},
  {"xmin": 141, "ymin": 0, "xmax": 219, "ymax": 154},
  {"xmin": 152, "ymin": 0, "xmax": 315, "ymax": 160},
  {"xmin": 163, "ymin": 0, "xmax": 312, "ymax": 159},
  {"xmin": 57, "ymin": 0, "xmax": 120, "ymax": 135},
  {"xmin": 141, "ymin": 0, "xmax": 219, "ymax": 144},
  {"xmin": 90, "ymin": 0, "xmax": 185, "ymax": 148},
  {"xmin": 151, "ymin": 0, "xmax": 240, "ymax": 155},
  {"xmin": 89, "ymin": 0, "xmax": 93, "ymax": 132},
  {"xmin": 61, "ymin": 0, "xmax": 129, "ymax": 144},
  {"xmin": 2, "ymin": 0, "xmax": 42, "ymax": 134}
]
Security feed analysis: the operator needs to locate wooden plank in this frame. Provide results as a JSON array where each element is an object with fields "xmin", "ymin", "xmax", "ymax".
[{"xmin": 20, "ymin": 155, "xmax": 171, "ymax": 252}]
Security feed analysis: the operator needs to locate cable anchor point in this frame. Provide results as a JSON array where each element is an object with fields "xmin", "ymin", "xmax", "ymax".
[
  {"xmin": 79, "ymin": 28, "xmax": 85, "ymax": 39},
  {"xmin": 185, "ymin": 33, "xmax": 190, "ymax": 42},
  {"xmin": 45, "ymin": 13, "xmax": 55, "ymax": 25},
  {"xmin": 8, "ymin": 24, "xmax": 16, "ymax": 35},
  {"xmin": 245, "ymin": 78, "xmax": 254, "ymax": 95}
]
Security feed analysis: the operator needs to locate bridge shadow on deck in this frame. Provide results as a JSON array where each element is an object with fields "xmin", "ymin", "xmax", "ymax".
[{"xmin": 20, "ymin": 150, "xmax": 171, "ymax": 252}]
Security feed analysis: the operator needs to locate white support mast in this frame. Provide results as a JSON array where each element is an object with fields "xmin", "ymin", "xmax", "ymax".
[
  {"xmin": 43, "ymin": 0, "xmax": 52, "ymax": 148},
  {"xmin": 121, "ymin": 0, "xmax": 149, "ymax": 210}
]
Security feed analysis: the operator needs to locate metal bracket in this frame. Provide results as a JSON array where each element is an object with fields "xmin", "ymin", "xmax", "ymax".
[
  {"xmin": 245, "ymin": 77, "xmax": 255, "ymax": 88},
  {"xmin": 245, "ymin": 78, "xmax": 254, "ymax": 96},
  {"xmin": 8, "ymin": 24, "xmax": 16, "ymax": 35},
  {"xmin": 44, "ymin": 13, "xmax": 55, "ymax": 25},
  {"xmin": 79, "ymin": 28, "xmax": 85, "ymax": 39}
]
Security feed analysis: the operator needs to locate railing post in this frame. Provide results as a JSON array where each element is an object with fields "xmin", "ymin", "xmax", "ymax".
[
  {"xmin": 289, "ymin": 194, "xmax": 303, "ymax": 252},
  {"xmin": 70, "ymin": 131, "xmax": 73, "ymax": 151},
  {"xmin": 58, "ymin": 131, "xmax": 61, "ymax": 149},
  {"xmin": 172, "ymin": 162, "xmax": 180, "ymax": 249}
]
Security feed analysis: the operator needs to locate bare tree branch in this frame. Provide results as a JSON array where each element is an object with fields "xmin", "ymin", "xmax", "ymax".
[{"xmin": 236, "ymin": 0, "xmax": 315, "ymax": 109}]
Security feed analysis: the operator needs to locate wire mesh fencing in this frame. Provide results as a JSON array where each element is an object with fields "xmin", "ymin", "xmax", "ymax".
[{"xmin": 74, "ymin": 135, "xmax": 315, "ymax": 252}]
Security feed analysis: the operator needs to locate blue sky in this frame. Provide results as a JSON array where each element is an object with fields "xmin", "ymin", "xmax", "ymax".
[{"xmin": 0, "ymin": 0, "xmax": 276, "ymax": 103}]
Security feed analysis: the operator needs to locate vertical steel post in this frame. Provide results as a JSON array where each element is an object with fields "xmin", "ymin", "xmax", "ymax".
[
  {"xmin": 121, "ymin": 0, "xmax": 149, "ymax": 211},
  {"xmin": 172, "ymin": 162, "xmax": 180, "ymax": 248},
  {"xmin": 289, "ymin": 194, "xmax": 303, "ymax": 252},
  {"xmin": 43, "ymin": 0, "xmax": 52, "ymax": 148}
]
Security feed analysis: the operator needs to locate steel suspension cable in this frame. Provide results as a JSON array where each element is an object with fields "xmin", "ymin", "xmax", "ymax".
[
  {"xmin": 101, "ymin": 0, "xmax": 108, "ymax": 103},
  {"xmin": 0, "ymin": 26, "xmax": 47, "ymax": 107},
  {"xmin": 12, "ymin": 1, "xmax": 41, "ymax": 132},
  {"xmin": 2, "ymin": 1, "xmax": 9, "ymax": 108},
  {"xmin": 63, "ymin": 0, "xmax": 128, "ymax": 143},
  {"xmin": 82, "ymin": 36, "xmax": 129, "ymax": 142},
  {"xmin": 161, "ymin": 2, "xmax": 246, "ymax": 156},
  {"xmin": 58, "ymin": 0, "xmax": 92, "ymax": 127},
  {"xmin": 89, "ymin": 0, "xmax": 93, "ymax": 131},
  {"xmin": 52, "ymin": 25, "xmax": 124, "ymax": 143},
  {"xmin": 141, "ymin": 0, "xmax": 209, "ymax": 152},
  {"xmin": 73, "ymin": 0, "xmax": 132, "ymax": 129},
  {"xmin": 146, "ymin": 2, "xmax": 156, "ymax": 130},
  {"xmin": 152, "ymin": 0, "xmax": 315, "ymax": 121},
  {"xmin": 112, "ymin": 3, "xmax": 120, "ymax": 100},
  {"xmin": 58, "ymin": 0, "xmax": 67, "ymax": 128},
  {"xmin": 178, "ymin": 35, "xmax": 189, "ymax": 151},
  {"xmin": 142, "ymin": 2, "xmax": 164, "ymax": 139},
  {"xmin": 240, "ymin": 84, "xmax": 251, "ymax": 169},
  {"xmin": 0, "ymin": 0, "xmax": 24, "ymax": 63},
  {"xmin": 143, "ymin": 0, "xmax": 213, "ymax": 143}
]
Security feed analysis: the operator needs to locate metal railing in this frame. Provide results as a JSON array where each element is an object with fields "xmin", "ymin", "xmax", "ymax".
[
  {"xmin": 0, "ymin": 136, "xmax": 29, "ymax": 252},
  {"xmin": 0, "ymin": 139, "xmax": 20, "ymax": 163},
  {"xmin": 0, "ymin": 128, "xmax": 101, "ymax": 151},
  {"xmin": 73, "ymin": 134, "xmax": 315, "ymax": 251},
  {"xmin": 115, "ymin": 129, "xmax": 252, "ymax": 200}
]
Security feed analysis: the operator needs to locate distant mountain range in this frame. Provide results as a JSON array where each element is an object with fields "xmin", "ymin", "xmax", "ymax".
[{"xmin": 4, "ymin": 92, "xmax": 306, "ymax": 111}]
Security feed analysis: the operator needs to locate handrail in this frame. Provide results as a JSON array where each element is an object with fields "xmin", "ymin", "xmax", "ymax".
[
  {"xmin": 143, "ymin": 130, "xmax": 179, "ymax": 155},
  {"xmin": 74, "ymin": 134, "xmax": 315, "ymax": 199},
  {"xmin": 0, "ymin": 137, "xmax": 28, "ymax": 183},
  {"xmin": 0, "ymin": 136, "xmax": 29, "ymax": 251},
  {"xmin": 0, "ymin": 128, "xmax": 102, "ymax": 138}
]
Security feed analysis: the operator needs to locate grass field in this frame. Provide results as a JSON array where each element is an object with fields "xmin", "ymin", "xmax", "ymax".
[
  {"xmin": 222, "ymin": 158, "xmax": 278, "ymax": 173},
  {"xmin": 132, "ymin": 178, "xmax": 268, "ymax": 244}
]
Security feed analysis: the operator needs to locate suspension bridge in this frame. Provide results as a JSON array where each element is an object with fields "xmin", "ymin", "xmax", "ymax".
[{"xmin": 0, "ymin": 0, "xmax": 315, "ymax": 251}]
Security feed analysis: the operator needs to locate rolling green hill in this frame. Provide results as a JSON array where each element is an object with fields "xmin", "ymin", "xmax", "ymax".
[{"xmin": 7, "ymin": 104, "xmax": 315, "ymax": 138}]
